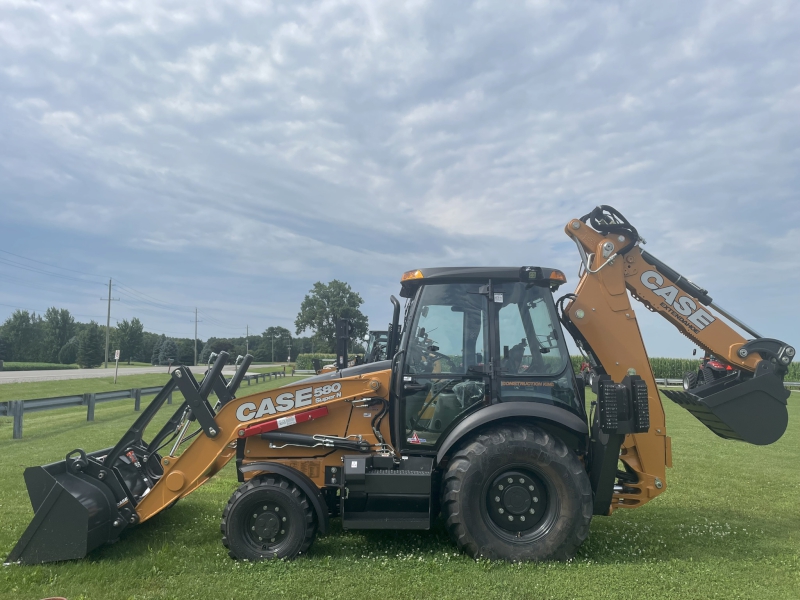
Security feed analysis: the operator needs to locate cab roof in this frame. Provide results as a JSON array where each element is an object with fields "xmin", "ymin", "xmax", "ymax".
[{"xmin": 399, "ymin": 266, "xmax": 567, "ymax": 297}]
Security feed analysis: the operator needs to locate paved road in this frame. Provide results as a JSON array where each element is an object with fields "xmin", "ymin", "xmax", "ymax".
[{"xmin": 0, "ymin": 364, "xmax": 281, "ymax": 385}]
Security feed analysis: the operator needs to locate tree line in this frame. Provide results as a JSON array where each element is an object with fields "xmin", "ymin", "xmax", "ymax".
[{"xmin": 0, "ymin": 278, "xmax": 372, "ymax": 369}]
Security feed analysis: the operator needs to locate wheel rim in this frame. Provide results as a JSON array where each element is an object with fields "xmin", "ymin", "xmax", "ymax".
[
  {"xmin": 243, "ymin": 499, "xmax": 292, "ymax": 554},
  {"xmin": 482, "ymin": 466, "xmax": 557, "ymax": 542}
]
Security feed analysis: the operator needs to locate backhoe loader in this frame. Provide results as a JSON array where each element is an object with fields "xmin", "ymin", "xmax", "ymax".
[{"xmin": 6, "ymin": 206, "xmax": 793, "ymax": 564}]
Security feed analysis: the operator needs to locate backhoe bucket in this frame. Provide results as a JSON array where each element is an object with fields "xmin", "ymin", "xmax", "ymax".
[
  {"xmin": 5, "ymin": 447, "xmax": 130, "ymax": 565},
  {"xmin": 662, "ymin": 371, "xmax": 789, "ymax": 445}
]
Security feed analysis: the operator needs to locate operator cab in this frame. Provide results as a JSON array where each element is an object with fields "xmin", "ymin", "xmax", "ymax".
[
  {"xmin": 363, "ymin": 330, "xmax": 389, "ymax": 363},
  {"xmin": 393, "ymin": 266, "xmax": 584, "ymax": 452}
]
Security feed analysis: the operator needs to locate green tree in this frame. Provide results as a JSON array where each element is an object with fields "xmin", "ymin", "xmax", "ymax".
[
  {"xmin": 295, "ymin": 280, "xmax": 368, "ymax": 351},
  {"xmin": 1, "ymin": 310, "xmax": 37, "ymax": 361},
  {"xmin": 0, "ymin": 335, "xmax": 8, "ymax": 361},
  {"xmin": 257, "ymin": 326, "xmax": 292, "ymax": 363},
  {"xmin": 43, "ymin": 307, "xmax": 75, "ymax": 363},
  {"xmin": 58, "ymin": 337, "xmax": 79, "ymax": 365},
  {"xmin": 76, "ymin": 321, "xmax": 104, "ymax": 368},
  {"xmin": 176, "ymin": 338, "xmax": 198, "ymax": 365},
  {"xmin": 158, "ymin": 339, "xmax": 179, "ymax": 365},
  {"xmin": 150, "ymin": 334, "xmax": 166, "ymax": 365},
  {"xmin": 200, "ymin": 338, "xmax": 240, "ymax": 364},
  {"xmin": 115, "ymin": 318, "xmax": 144, "ymax": 364}
]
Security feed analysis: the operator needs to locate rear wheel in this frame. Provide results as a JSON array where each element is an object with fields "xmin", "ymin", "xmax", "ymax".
[
  {"xmin": 221, "ymin": 475, "xmax": 315, "ymax": 561},
  {"xmin": 441, "ymin": 424, "xmax": 592, "ymax": 562}
]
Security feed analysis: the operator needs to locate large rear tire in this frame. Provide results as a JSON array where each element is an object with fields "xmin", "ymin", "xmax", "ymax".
[
  {"xmin": 441, "ymin": 424, "xmax": 592, "ymax": 562},
  {"xmin": 221, "ymin": 475, "xmax": 315, "ymax": 561}
]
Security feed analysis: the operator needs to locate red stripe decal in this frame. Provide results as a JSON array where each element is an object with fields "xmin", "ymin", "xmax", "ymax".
[{"xmin": 240, "ymin": 406, "xmax": 329, "ymax": 438}]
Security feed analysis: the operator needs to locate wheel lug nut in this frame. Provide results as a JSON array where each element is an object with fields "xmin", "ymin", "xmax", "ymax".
[
  {"xmin": 528, "ymin": 485, "xmax": 534, "ymax": 491},
  {"xmin": 251, "ymin": 526, "xmax": 255, "ymax": 531},
  {"xmin": 507, "ymin": 477, "xmax": 513, "ymax": 484},
  {"xmin": 263, "ymin": 505, "xmax": 267, "ymax": 510},
  {"xmin": 258, "ymin": 537, "xmax": 263, "ymax": 541},
  {"xmin": 275, "ymin": 507, "xmax": 280, "ymax": 511},
  {"xmin": 498, "ymin": 508, "xmax": 505, "ymax": 514},
  {"xmin": 519, "ymin": 478, "xmax": 524, "ymax": 483},
  {"xmin": 499, "ymin": 485, "xmax": 504, "ymax": 491},
  {"xmin": 520, "ymin": 516, "xmax": 526, "ymax": 522},
  {"xmin": 495, "ymin": 496, "xmax": 500, "ymax": 502},
  {"xmin": 508, "ymin": 515, "xmax": 513, "ymax": 521},
  {"xmin": 282, "ymin": 517, "xmax": 287, "ymax": 522},
  {"xmin": 533, "ymin": 497, "xmax": 539, "ymax": 503},
  {"xmin": 529, "ymin": 508, "xmax": 535, "ymax": 514},
  {"xmin": 253, "ymin": 514, "xmax": 258, "ymax": 518},
  {"xmin": 270, "ymin": 538, "xmax": 275, "ymax": 542},
  {"xmin": 280, "ymin": 530, "xmax": 285, "ymax": 534}
]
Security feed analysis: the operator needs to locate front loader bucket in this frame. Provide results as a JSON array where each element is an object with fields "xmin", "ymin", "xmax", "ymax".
[
  {"xmin": 662, "ymin": 371, "xmax": 789, "ymax": 445},
  {"xmin": 6, "ymin": 352, "xmax": 254, "ymax": 565},
  {"xmin": 6, "ymin": 448, "xmax": 128, "ymax": 565}
]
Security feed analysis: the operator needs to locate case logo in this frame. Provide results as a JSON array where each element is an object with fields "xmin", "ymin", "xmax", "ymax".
[
  {"xmin": 235, "ymin": 382, "xmax": 342, "ymax": 422},
  {"xmin": 640, "ymin": 270, "xmax": 716, "ymax": 331}
]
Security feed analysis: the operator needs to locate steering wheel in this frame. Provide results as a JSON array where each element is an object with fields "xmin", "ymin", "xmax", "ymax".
[{"xmin": 426, "ymin": 350, "xmax": 458, "ymax": 373}]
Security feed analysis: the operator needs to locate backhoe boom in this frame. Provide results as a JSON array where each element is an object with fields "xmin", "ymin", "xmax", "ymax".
[{"xmin": 563, "ymin": 206, "xmax": 793, "ymax": 513}]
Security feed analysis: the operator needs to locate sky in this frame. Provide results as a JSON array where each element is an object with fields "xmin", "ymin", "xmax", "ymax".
[{"xmin": 1, "ymin": 0, "xmax": 798, "ymax": 357}]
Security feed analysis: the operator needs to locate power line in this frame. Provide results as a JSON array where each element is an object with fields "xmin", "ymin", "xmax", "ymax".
[
  {"xmin": 0, "ymin": 271, "xmax": 100, "ymax": 295},
  {"xmin": 0, "ymin": 256, "xmax": 107, "ymax": 286},
  {"xmin": 114, "ymin": 280, "xmax": 191, "ymax": 310},
  {"xmin": 0, "ymin": 248, "xmax": 108, "ymax": 279},
  {"xmin": 197, "ymin": 309, "xmax": 246, "ymax": 331},
  {"xmin": 0, "ymin": 250, "xmax": 251, "ymax": 338}
]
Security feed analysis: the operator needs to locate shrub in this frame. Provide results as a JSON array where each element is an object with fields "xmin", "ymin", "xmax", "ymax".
[
  {"xmin": 295, "ymin": 353, "xmax": 336, "ymax": 370},
  {"xmin": 58, "ymin": 337, "xmax": 78, "ymax": 365},
  {"xmin": 0, "ymin": 362, "xmax": 79, "ymax": 371}
]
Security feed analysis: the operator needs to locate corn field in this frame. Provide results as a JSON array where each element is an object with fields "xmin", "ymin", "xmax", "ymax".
[
  {"xmin": 571, "ymin": 355, "xmax": 698, "ymax": 379},
  {"xmin": 571, "ymin": 355, "xmax": 800, "ymax": 381}
]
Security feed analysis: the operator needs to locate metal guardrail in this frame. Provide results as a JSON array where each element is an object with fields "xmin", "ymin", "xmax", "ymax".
[
  {"xmin": 0, "ymin": 370, "xmax": 286, "ymax": 439},
  {"xmin": 2, "ymin": 371, "xmax": 795, "ymax": 440},
  {"xmin": 655, "ymin": 378, "xmax": 800, "ymax": 389},
  {"xmin": 292, "ymin": 369, "xmax": 317, "ymax": 376}
]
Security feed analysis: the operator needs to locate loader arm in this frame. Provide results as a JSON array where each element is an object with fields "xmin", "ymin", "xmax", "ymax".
[
  {"xmin": 562, "ymin": 206, "xmax": 793, "ymax": 512},
  {"xmin": 136, "ymin": 373, "xmax": 388, "ymax": 522}
]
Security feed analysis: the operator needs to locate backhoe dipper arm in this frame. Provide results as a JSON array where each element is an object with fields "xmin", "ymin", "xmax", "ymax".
[{"xmin": 562, "ymin": 206, "xmax": 794, "ymax": 512}]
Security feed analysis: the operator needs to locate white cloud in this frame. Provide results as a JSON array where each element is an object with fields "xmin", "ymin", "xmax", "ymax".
[{"xmin": 0, "ymin": 0, "xmax": 798, "ymax": 354}]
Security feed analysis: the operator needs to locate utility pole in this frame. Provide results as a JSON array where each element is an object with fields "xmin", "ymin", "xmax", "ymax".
[
  {"xmin": 194, "ymin": 308, "xmax": 198, "ymax": 366},
  {"xmin": 246, "ymin": 325, "xmax": 249, "ymax": 356},
  {"xmin": 102, "ymin": 279, "xmax": 120, "ymax": 368}
]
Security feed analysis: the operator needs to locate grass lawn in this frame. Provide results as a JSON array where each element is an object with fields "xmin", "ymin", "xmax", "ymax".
[
  {"xmin": 0, "ymin": 372, "xmax": 188, "ymax": 403},
  {"xmin": 0, "ymin": 371, "xmax": 305, "ymax": 403},
  {"xmin": 0, "ymin": 385, "xmax": 797, "ymax": 600}
]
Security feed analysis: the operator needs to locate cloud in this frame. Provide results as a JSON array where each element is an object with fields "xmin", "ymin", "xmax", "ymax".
[{"xmin": 0, "ymin": 0, "xmax": 798, "ymax": 355}]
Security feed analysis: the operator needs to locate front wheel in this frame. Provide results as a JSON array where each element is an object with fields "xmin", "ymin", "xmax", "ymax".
[
  {"xmin": 221, "ymin": 475, "xmax": 316, "ymax": 561},
  {"xmin": 441, "ymin": 424, "xmax": 592, "ymax": 562}
]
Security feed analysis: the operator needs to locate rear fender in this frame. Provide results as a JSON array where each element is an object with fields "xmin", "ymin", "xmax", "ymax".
[
  {"xmin": 435, "ymin": 403, "xmax": 589, "ymax": 465},
  {"xmin": 238, "ymin": 461, "xmax": 329, "ymax": 535}
]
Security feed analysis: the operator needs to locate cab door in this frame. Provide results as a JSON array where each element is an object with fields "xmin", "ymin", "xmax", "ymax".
[{"xmin": 397, "ymin": 282, "xmax": 490, "ymax": 451}]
